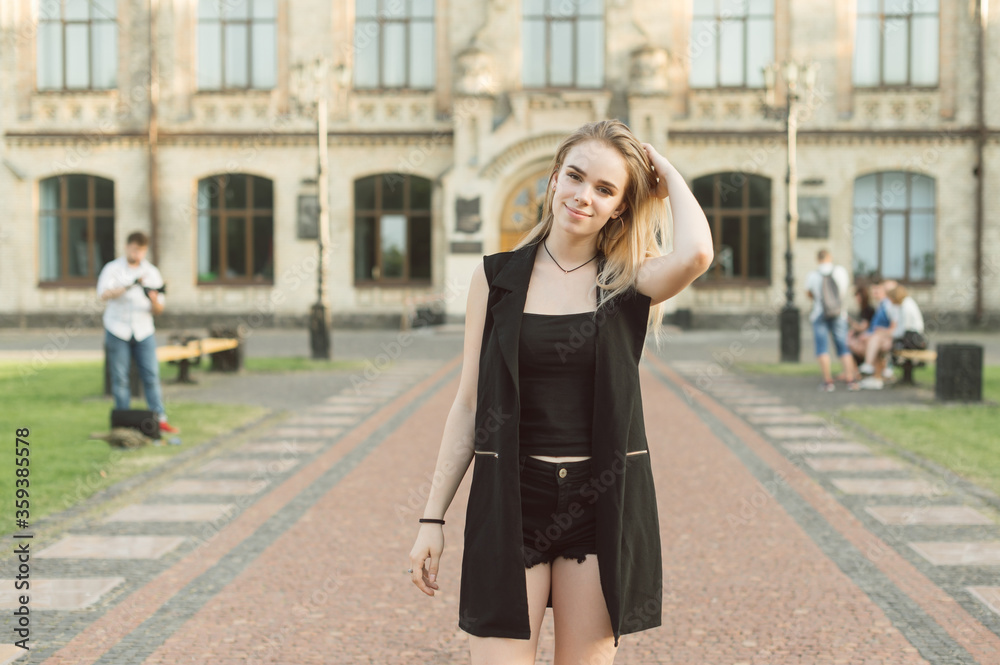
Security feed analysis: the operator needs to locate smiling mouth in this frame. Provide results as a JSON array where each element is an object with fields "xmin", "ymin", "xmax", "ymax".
[{"xmin": 565, "ymin": 204, "xmax": 590, "ymax": 218}]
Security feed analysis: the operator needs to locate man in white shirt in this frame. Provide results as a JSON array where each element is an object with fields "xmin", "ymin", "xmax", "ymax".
[
  {"xmin": 96, "ymin": 231, "xmax": 179, "ymax": 434},
  {"xmin": 805, "ymin": 249, "xmax": 860, "ymax": 391}
]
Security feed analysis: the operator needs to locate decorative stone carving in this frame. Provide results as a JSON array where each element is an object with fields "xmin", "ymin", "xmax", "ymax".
[
  {"xmin": 455, "ymin": 45, "xmax": 497, "ymax": 96},
  {"xmin": 629, "ymin": 45, "xmax": 669, "ymax": 94}
]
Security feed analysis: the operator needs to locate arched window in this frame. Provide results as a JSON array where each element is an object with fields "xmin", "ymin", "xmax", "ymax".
[
  {"xmin": 37, "ymin": 0, "xmax": 118, "ymax": 90},
  {"xmin": 197, "ymin": 0, "xmax": 276, "ymax": 90},
  {"xmin": 692, "ymin": 172, "xmax": 772, "ymax": 283},
  {"xmin": 196, "ymin": 174, "xmax": 274, "ymax": 283},
  {"xmin": 354, "ymin": 173, "xmax": 432, "ymax": 283},
  {"xmin": 39, "ymin": 174, "xmax": 115, "ymax": 283},
  {"xmin": 500, "ymin": 170, "xmax": 549, "ymax": 252},
  {"xmin": 522, "ymin": 0, "xmax": 604, "ymax": 89},
  {"xmin": 354, "ymin": 0, "xmax": 435, "ymax": 89},
  {"xmin": 852, "ymin": 172, "xmax": 935, "ymax": 282}
]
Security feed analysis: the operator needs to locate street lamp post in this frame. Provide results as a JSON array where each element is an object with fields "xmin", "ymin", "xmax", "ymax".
[
  {"xmin": 761, "ymin": 60, "xmax": 818, "ymax": 363},
  {"xmin": 292, "ymin": 57, "xmax": 334, "ymax": 360}
]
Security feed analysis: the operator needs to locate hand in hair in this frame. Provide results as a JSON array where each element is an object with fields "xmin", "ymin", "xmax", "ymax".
[{"xmin": 639, "ymin": 142, "xmax": 672, "ymax": 200}]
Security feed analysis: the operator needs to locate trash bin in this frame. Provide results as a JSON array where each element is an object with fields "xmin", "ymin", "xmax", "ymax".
[
  {"xmin": 672, "ymin": 308, "xmax": 693, "ymax": 330},
  {"xmin": 208, "ymin": 324, "xmax": 244, "ymax": 372},
  {"xmin": 934, "ymin": 343, "xmax": 983, "ymax": 402}
]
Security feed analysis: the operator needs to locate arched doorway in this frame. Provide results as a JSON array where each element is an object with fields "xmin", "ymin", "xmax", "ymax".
[{"xmin": 499, "ymin": 169, "xmax": 551, "ymax": 251}]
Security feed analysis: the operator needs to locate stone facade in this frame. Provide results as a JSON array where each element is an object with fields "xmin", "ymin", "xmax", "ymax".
[{"xmin": 0, "ymin": 0, "xmax": 996, "ymax": 330}]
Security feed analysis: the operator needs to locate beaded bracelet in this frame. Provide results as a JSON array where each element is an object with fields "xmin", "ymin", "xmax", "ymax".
[{"xmin": 419, "ymin": 518, "xmax": 445, "ymax": 525}]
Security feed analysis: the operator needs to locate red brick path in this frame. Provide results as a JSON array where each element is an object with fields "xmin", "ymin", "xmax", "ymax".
[{"xmin": 39, "ymin": 353, "xmax": 1000, "ymax": 664}]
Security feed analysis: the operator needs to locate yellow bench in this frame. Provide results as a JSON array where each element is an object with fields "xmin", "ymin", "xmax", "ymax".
[
  {"xmin": 892, "ymin": 348, "xmax": 936, "ymax": 385},
  {"xmin": 156, "ymin": 337, "xmax": 240, "ymax": 383}
]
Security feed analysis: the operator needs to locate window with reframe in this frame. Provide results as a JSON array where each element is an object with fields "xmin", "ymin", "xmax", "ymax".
[
  {"xmin": 522, "ymin": 0, "xmax": 604, "ymax": 89},
  {"xmin": 852, "ymin": 172, "xmax": 935, "ymax": 282},
  {"xmin": 37, "ymin": 0, "xmax": 118, "ymax": 90},
  {"xmin": 196, "ymin": 174, "xmax": 275, "ymax": 283},
  {"xmin": 354, "ymin": 174, "xmax": 432, "ymax": 284},
  {"xmin": 689, "ymin": 0, "xmax": 774, "ymax": 89},
  {"xmin": 853, "ymin": 0, "xmax": 938, "ymax": 87},
  {"xmin": 39, "ymin": 174, "xmax": 115, "ymax": 283},
  {"xmin": 692, "ymin": 172, "xmax": 772, "ymax": 283},
  {"xmin": 197, "ymin": 0, "xmax": 276, "ymax": 90},
  {"xmin": 354, "ymin": 0, "xmax": 435, "ymax": 89}
]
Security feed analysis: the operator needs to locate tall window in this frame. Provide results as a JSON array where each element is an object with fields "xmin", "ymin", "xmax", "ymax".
[
  {"xmin": 37, "ymin": 0, "xmax": 118, "ymax": 90},
  {"xmin": 354, "ymin": 174, "xmax": 432, "ymax": 283},
  {"xmin": 692, "ymin": 173, "xmax": 771, "ymax": 283},
  {"xmin": 852, "ymin": 172, "xmax": 935, "ymax": 282},
  {"xmin": 854, "ymin": 0, "xmax": 938, "ymax": 87},
  {"xmin": 197, "ymin": 174, "xmax": 274, "ymax": 283},
  {"xmin": 522, "ymin": 0, "xmax": 604, "ymax": 89},
  {"xmin": 689, "ymin": 0, "xmax": 773, "ymax": 88},
  {"xmin": 354, "ymin": 0, "xmax": 435, "ymax": 89},
  {"xmin": 39, "ymin": 174, "xmax": 115, "ymax": 283},
  {"xmin": 197, "ymin": 0, "xmax": 276, "ymax": 90}
]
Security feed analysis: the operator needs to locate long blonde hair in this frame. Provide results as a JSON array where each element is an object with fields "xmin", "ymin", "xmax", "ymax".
[{"xmin": 513, "ymin": 119, "xmax": 668, "ymax": 348}]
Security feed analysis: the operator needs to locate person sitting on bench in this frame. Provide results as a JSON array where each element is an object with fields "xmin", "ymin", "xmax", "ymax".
[
  {"xmin": 857, "ymin": 278, "xmax": 898, "ymax": 390},
  {"xmin": 887, "ymin": 284, "xmax": 928, "ymax": 356}
]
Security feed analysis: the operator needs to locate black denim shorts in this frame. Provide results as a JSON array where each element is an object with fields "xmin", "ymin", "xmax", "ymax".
[{"xmin": 519, "ymin": 454, "xmax": 598, "ymax": 569}]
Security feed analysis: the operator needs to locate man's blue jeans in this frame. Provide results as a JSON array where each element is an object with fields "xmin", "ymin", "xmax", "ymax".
[{"xmin": 105, "ymin": 329, "xmax": 166, "ymax": 419}]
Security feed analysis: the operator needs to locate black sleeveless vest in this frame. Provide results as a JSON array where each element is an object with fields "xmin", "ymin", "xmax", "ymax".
[{"xmin": 458, "ymin": 240, "xmax": 663, "ymax": 647}]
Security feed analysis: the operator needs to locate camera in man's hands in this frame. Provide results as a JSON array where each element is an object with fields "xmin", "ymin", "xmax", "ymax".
[{"xmin": 131, "ymin": 277, "xmax": 166, "ymax": 300}]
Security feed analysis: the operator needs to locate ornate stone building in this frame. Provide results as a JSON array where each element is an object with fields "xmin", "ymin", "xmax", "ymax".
[{"xmin": 0, "ymin": 0, "xmax": 996, "ymax": 329}]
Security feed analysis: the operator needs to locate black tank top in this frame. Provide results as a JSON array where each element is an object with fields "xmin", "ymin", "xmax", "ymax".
[{"xmin": 517, "ymin": 311, "xmax": 596, "ymax": 456}]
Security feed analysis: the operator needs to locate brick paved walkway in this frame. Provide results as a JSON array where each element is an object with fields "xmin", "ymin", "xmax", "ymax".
[{"xmin": 3, "ymin": 350, "xmax": 1000, "ymax": 664}]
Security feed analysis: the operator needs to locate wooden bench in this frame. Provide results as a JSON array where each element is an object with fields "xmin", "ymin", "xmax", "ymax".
[
  {"xmin": 157, "ymin": 337, "xmax": 240, "ymax": 383},
  {"xmin": 892, "ymin": 348, "xmax": 936, "ymax": 385}
]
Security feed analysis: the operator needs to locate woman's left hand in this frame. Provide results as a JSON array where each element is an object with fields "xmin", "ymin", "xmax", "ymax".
[{"xmin": 639, "ymin": 143, "xmax": 672, "ymax": 199}]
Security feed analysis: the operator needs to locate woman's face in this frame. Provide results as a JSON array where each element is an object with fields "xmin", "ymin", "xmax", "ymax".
[{"xmin": 551, "ymin": 140, "xmax": 628, "ymax": 236}]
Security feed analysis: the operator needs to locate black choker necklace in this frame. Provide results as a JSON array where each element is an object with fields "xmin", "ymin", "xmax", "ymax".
[{"xmin": 543, "ymin": 239, "xmax": 597, "ymax": 274}]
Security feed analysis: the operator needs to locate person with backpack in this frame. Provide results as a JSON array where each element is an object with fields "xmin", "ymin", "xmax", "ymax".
[{"xmin": 805, "ymin": 249, "xmax": 860, "ymax": 391}]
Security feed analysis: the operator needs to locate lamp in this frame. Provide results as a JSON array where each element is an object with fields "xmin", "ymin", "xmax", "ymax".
[{"xmin": 760, "ymin": 60, "xmax": 820, "ymax": 363}]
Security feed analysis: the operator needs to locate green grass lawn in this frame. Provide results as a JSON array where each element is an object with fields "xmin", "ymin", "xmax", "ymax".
[
  {"xmin": 0, "ymin": 360, "xmax": 268, "ymax": 533},
  {"xmin": 737, "ymin": 361, "xmax": 1000, "ymax": 497}
]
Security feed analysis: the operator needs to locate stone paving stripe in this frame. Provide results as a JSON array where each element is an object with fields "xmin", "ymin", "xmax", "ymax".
[
  {"xmin": 197, "ymin": 458, "xmax": 300, "ymax": 475},
  {"xmin": 285, "ymin": 414, "xmax": 358, "ymax": 425},
  {"xmin": 746, "ymin": 414, "xmax": 828, "ymax": 425},
  {"xmin": 39, "ymin": 354, "xmax": 462, "ymax": 665},
  {"xmin": 909, "ymin": 542, "xmax": 1000, "ymax": 566},
  {"xmin": 36, "ymin": 536, "xmax": 186, "ymax": 560},
  {"xmin": 723, "ymin": 395, "xmax": 784, "ymax": 404},
  {"xmin": 101, "ymin": 504, "xmax": 238, "ymax": 523},
  {"xmin": 0, "ymin": 578, "xmax": 125, "ymax": 610},
  {"xmin": 782, "ymin": 441, "xmax": 873, "ymax": 454},
  {"xmin": 269, "ymin": 426, "xmax": 344, "ymax": 438},
  {"xmin": 734, "ymin": 405, "xmax": 803, "ymax": 415},
  {"xmin": 832, "ymin": 479, "xmax": 950, "ymax": 496},
  {"xmin": 803, "ymin": 456, "xmax": 908, "ymax": 472},
  {"xmin": 651, "ymin": 356, "xmax": 998, "ymax": 665},
  {"xmin": 865, "ymin": 506, "xmax": 995, "ymax": 526},
  {"xmin": 239, "ymin": 441, "xmax": 324, "ymax": 454},
  {"xmin": 157, "ymin": 479, "xmax": 270, "ymax": 496},
  {"xmin": 323, "ymin": 395, "xmax": 381, "ymax": 402},
  {"xmin": 968, "ymin": 587, "xmax": 1000, "ymax": 617},
  {"xmin": 309, "ymin": 404, "xmax": 371, "ymax": 414},
  {"xmin": 764, "ymin": 424, "xmax": 844, "ymax": 439}
]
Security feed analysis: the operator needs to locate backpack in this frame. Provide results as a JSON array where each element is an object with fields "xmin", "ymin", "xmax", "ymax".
[{"xmin": 820, "ymin": 272, "xmax": 842, "ymax": 318}]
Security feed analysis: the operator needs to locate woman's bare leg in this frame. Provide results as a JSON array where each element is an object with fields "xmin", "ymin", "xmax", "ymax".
[
  {"xmin": 551, "ymin": 555, "xmax": 618, "ymax": 665},
  {"xmin": 469, "ymin": 562, "xmax": 550, "ymax": 665}
]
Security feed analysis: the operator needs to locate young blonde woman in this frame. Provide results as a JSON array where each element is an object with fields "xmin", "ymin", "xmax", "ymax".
[{"xmin": 408, "ymin": 119, "xmax": 713, "ymax": 664}]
